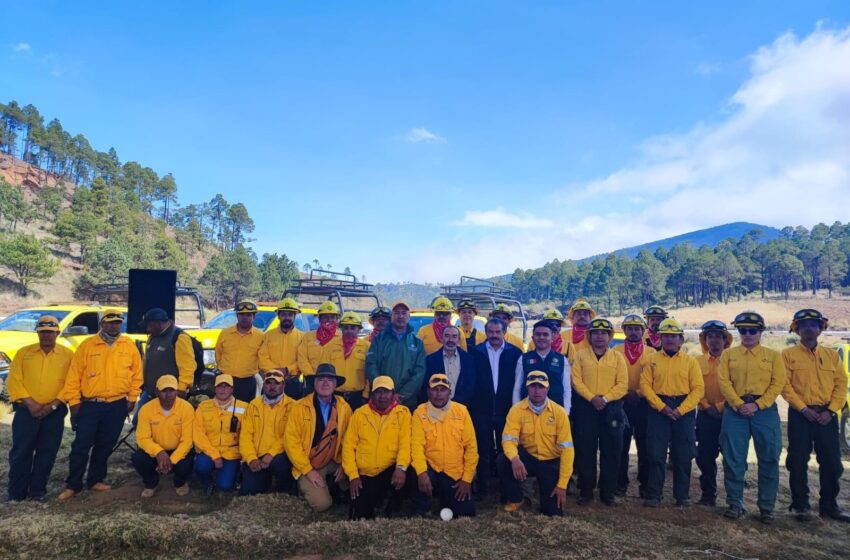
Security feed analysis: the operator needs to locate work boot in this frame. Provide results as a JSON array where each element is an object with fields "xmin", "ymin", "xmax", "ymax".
[
  {"xmin": 723, "ymin": 505, "xmax": 745, "ymax": 520},
  {"xmin": 577, "ymin": 495, "xmax": 592, "ymax": 506},
  {"xmin": 90, "ymin": 482, "xmax": 111, "ymax": 492},
  {"xmin": 57, "ymin": 489, "xmax": 77, "ymax": 502},
  {"xmin": 821, "ymin": 509, "xmax": 850, "ymax": 523},
  {"xmin": 759, "ymin": 510, "xmax": 775, "ymax": 525},
  {"xmin": 204, "ymin": 484, "xmax": 216, "ymax": 497},
  {"xmin": 141, "ymin": 488, "xmax": 156, "ymax": 499},
  {"xmin": 503, "ymin": 501, "xmax": 525, "ymax": 513},
  {"xmin": 643, "ymin": 498, "xmax": 661, "ymax": 508},
  {"xmin": 615, "ymin": 486, "xmax": 627, "ymax": 498},
  {"xmin": 175, "ymin": 484, "xmax": 190, "ymax": 496},
  {"xmin": 697, "ymin": 495, "xmax": 716, "ymax": 507},
  {"xmin": 791, "ymin": 507, "xmax": 813, "ymax": 522},
  {"xmin": 675, "ymin": 499, "xmax": 692, "ymax": 507}
]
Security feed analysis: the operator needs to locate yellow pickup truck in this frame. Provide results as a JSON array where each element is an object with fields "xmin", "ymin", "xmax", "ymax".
[{"xmin": 838, "ymin": 343, "xmax": 850, "ymax": 452}]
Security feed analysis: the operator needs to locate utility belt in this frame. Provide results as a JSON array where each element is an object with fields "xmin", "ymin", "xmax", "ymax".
[
  {"xmin": 741, "ymin": 394, "xmax": 762, "ymax": 404},
  {"xmin": 659, "ymin": 395, "xmax": 687, "ymax": 408},
  {"xmin": 81, "ymin": 396, "xmax": 126, "ymax": 404}
]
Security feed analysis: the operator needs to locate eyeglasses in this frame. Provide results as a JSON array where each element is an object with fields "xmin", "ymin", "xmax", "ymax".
[{"xmin": 737, "ymin": 328, "xmax": 760, "ymax": 335}]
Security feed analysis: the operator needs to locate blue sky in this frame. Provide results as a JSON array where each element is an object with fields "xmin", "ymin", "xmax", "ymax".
[{"xmin": 3, "ymin": 1, "xmax": 850, "ymax": 282}]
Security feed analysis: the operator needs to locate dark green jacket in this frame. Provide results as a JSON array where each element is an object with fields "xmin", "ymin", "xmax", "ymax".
[{"xmin": 365, "ymin": 324, "xmax": 426, "ymax": 409}]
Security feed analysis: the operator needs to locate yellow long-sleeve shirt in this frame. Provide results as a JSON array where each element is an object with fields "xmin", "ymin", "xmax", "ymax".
[
  {"xmin": 570, "ymin": 347, "xmax": 628, "ymax": 403},
  {"xmin": 136, "ymin": 397, "xmax": 194, "ymax": 463},
  {"xmin": 505, "ymin": 332, "xmax": 526, "ymax": 352},
  {"xmin": 639, "ymin": 351, "xmax": 704, "ymax": 415},
  {"xmin": 193, "ymin": 398, "xmax": 249, "ymax": 461},
  {"xmin": 284, "ymin": 394, "xmax": 352, "ymax": 478},
  {"xmin": 718, "ymin": 344, "xmax": 786, "ymax": 410},
  {"xmin": 501, "ymin": 398, "xmax": 574, "ymax": 489},
  {"xmin": 319, "ymin": 337, "xmax": 370, "ymax": 393},
  {"xmin": 458, "ymin": 326, "xmax": 486, "ymax": 348},
  {"xmin": 696, "ymin": 353, "xmax": 725, "ymax": 411},
  {"xmin": 7, "ymin": 343, "xmax": 73, "ymax": 404},
  {"xmin": 341, "ymin": 403, "xmax": 411, "ymax": 479},
  {"xmin": 296, "ymin": 330, "xmax": 342, "ymax": 376},
  {"xmin": 214, "ymin": 326, "xmax": 264, "ymax": 378},
  {"xmin": 782, "ymin": 343, "xmax": 847, "ymax": 414},
  {"xmin": 238, "ymin": 395, "xmax": 294, "ymax": 464},
  {"xmin": 410, "ymin": 401, "xmax": 478, "ymax": 483},
  {"xmin": 60, "ymin": 334, "xmax": 143, "ymax": 407},
  {"xmin": 258, "ymin": 327, "xmax": 302, "ymax": 374},
  {"xmin": 613, "ymin": 344, "xmax": 655, "ymax": 393},
  {"xmin": 416, "ymin": 325, "xmax": 479, "ymax": 355}
]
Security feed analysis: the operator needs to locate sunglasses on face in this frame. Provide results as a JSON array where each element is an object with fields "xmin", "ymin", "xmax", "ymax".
[
  {"xmin": 737, "ymin": 328, "xmax": 760, "ymax": 336},
  {"xmin": 37, "ymin": 321, "xmax": 59, "ymax": 328}
]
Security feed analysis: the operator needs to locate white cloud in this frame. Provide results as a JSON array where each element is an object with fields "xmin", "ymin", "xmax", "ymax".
[
  {"xmin": 12, "ymin": 42, "xmax": 31, "ymax": 53},
  {"xmin": 405, "ymin": 127, "xmax": 447, "ymax": 144},
  {"xmin": 453, "ymin": 208, "xmax": 554, "ymax": 229}
]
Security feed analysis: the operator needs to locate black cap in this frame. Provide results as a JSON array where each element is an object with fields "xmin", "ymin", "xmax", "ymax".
[
  {"xmin": 315, "ymin": 363, "xmax": 346, "ymax": 385},
  {"xmin": 141, "ymin": 308, "xmax": 169, "ymax": 324}
]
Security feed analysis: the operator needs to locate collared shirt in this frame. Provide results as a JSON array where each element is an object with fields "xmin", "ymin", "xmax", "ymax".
[
  {"xmin": 442, "ymin": 349, "xmax": 461, "ymax": 397},
  {"xmin": 136, "ymin": 397, "xmax": 195, "ymax": 462},
  {"xmin": 485, "ymin": 341, "xmax": 505, "ymax": 392},
  {"xmin": 782, "ymin": 343, "xmax": 846, "ymax": 413},
  {"xmin": 318, "ymin": 398, "xmax": 332, "ymax": 426},
  {"xmin": 501, "ymin": 398, "xmax": 574, "ymax": 489},
  {"xmin": 696, "ymin": 353, "xmax": 725, "ymax": 411},
  {"xmin": 613, "ymin": 344, "xmax": 656, "ymax": 394},
  {"xmin": 570, "ymin": 347, "xmax": 628, "ymax": 403},
  {"xmin": 639, "ymin": 350, "xmax": 704, "ymax": 414},
  {"xmin": 215, "ymin": 325, "xmax": 264, "ymax": 378},
  {"xmin": 718, "ymin": 344, "xmax": 786, "ymax": 410},
  {"xmin": 512, "ymin": 350, "xmax": 573, "ymax": 413},
  {"xmin": 7, "ymin": 343, "xmax": 74, "ymax": 404},
  {"xmin": 59, "ymin": 334, "xmax": 143, "ymax": 406},
  {"xmin": 259, "ymin": 327, "xmax": 303, "ymax": 374}
]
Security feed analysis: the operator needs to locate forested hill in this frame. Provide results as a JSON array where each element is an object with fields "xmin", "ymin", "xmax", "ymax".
[{"xmin": 0, "ymin": 100, "xmax": 302, "ymax": 310}]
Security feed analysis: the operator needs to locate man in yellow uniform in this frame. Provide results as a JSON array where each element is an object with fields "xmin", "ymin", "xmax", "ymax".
[
  {"xmin": 639, "ymin": 319, "xmax": 704, "ymax": 507},
  {"xmin": 564, "ymin": 298, "xmax": 596, "ymax": 362},
  {"xmin": 320, "ymin": 311, "xmax": 370, "ymax": 409},
  {"xmin": 643, "ymin": 305, "xmax": 668, "ymax": 351},
  {"xmin": 132, "ymin": 375, "xmax": 195, "ymax": 497},
  {"xmin": 259, "ymin": 298, "xmax": 303, "ymax": 399},
  {"xmin": 58, "ymin": 309, "xmax": 142, "ymax": 502},
  {"xmin": 456, "ymin": 299, "xmax": 486, "ymax": 350},
  {"xmin": 6, "ymin": 315, "xmax": 73, "ymax": 501},
  {"xmin": 613, "ymin": 314, "xmax": 655, "ymax": 498},
  {"xmin": 489, "ymin": 303, "xmax": 525, "ymax": 350},
  {"xmin": 343, "ymin": 376, "xmax": 411, "ymax": 519},
  {"xmin": 215, "ymin": 300, "xmax": 264, "ymax": 403},
  {"xmin": 417, "ymin": 297, "xmax": 455, "ymax": 355},
  {"xmin": 782, "ymin": 309, "xmax": 849, "ymax": 522},
  {"xmin": 193, "ymin": 374, "xmax": 248, "ymax": 494},
  {"xmin": 499, "ymin": 371, "xmax": 574, "ymax": 516},
  {"xmin": 411, "ymin": 373, "xmax": 478, "ymax": 517},
  {"xmin": 695, "ymin": 319, "xmax": 732, "ymax": 506},
  {"xmin": 718, "ymin": 311, "xmax": 786, "ymax": 523},
  {"xmin": 570, "ymin": 318, "xmax": 628, "ymax": 506},
  {"xmin": 297, "ymin": 301, "xmax": 342, "ymax": 391},
  {"xmin": 285, "ymin": 364, "xmax": 352, "ymax": 511},
  {"xmin": 238, "ymin": 369, "xmax": 294, "ymax": 495}
]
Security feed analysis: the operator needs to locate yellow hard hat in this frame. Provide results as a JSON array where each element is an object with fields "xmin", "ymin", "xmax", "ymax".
[
  {"xmin": 656, "ymin": 318, "xmax": 684, "ymax": 335},
  {"xmin": 489, "ymin": 303, "xmax": 514, "ymax": 319},
  {"xmin": 542, "ymin": 309, "xmax": 565, "ymax": 323},
  {"xmin": 339, "ymin": 311, "xmax": 363, "ymax": 327},
  {"xmin": 568, "ymin": 298, "xmax": 596, "ymax": 322},
  {"xmin": 587, "ymin": 317, "xmax": 614, "ymax": 333},
  {"xmin": 644, "ymin": 305, "xmax": 668, "ymax": 319},
  {"xmin": 275, "ymin": 297, "xmax": 301, "ymax": 313},
  {"xmin": 456, "ymin": 299, "xmax": 477, "ymax": 312},
  {"xmin": 431, "ymin": 296, "xmax": 454, "ymax": 313},
  {"xmin": 235, "ymin": 300, "xmax": 258, "ymax": 314},
  {"xmin": 317, "ymin": 301, "xmax": 341, "ymax": 316},
  {"xmin": 621, "ymin": 314, "xmax": 647, "ymax": 329}
]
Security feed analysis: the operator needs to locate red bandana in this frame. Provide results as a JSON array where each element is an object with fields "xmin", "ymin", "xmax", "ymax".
[
  {"xmin": 343, "ymin": 334, "xmax": 358, "ymax": 358},
  {"xmin": 623, "ymin": 340, "xmax": 644, "ymax": 365},
  {"xmin": 432, "ymin": 320, "xmax": 447, "ymax": 343},
  {"xmin": 647, "ymin": 330, "xmax": 661, "ymax": 349},
  {"xmin": 551, "ymin": 331, "xmax": 564, "ymax": 353},
  {"xmin": 316, "ymin": 323, "xmax": 338, "ymax": 346},
  {"xmin": 571, "ymin": 324, "xmax": 587, "ymax": 345},
  {"xmin": 369, "ymin": 395, "xmax": 399, "ymax": 416},
  {"xmin": 369, "ymin": 329, "xmax": 380, "ymax": 343}
]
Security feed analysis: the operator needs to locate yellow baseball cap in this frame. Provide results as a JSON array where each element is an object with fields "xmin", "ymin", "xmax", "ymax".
[
  {"xmin": 101, "ymin": 308, "xmax": 124, "ymax": 323},
  {"xmin": 214, "ymin": 374, "xmax": 234, "ymax": 387},
  {"xmin": 525, "ymin": 371, "xmax": 550, "ymax": 388},
  {"xmin": 391, "ymin": 300, "xmax": 410, "ymax": 311},
  {"xmin": 264, "ymin": 369, "xmax": 285, "ymax": 382},
  {"xmin": 156, "ymin": 375, "xmax": 179, "ymax": 391},
  {"xmin": 428, "ymin": 373, "xmax": 451, "ymax": 389},
  {"xmin": 35, "ymin": 315, "xmax": 61, "ymax": 332},
  {"xmin": 371, "ymin": 376, "xmax": 395, "ymax": 392}
]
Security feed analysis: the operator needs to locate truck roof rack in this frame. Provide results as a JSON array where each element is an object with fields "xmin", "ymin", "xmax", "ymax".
[
  {"xmin": 284, "ymin": 269, "xmax": 381, "ymax": 315},
  {"xmin": 439, "ymin": 276, "xmax": 528, "ymax": 342}
]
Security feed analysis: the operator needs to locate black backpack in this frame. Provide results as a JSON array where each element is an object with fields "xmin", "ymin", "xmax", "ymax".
[{"xmin": 170, "ymin": 327, "xmax": 207, "ymax": 387}]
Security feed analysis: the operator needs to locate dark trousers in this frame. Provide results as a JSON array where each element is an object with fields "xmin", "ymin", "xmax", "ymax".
[
  {"xmin": 239, "ymin": 454, "xmax": 293, "ymax": 495},
  {"xmin": 645, "ymin": 400, "xmax": 695, "ymax": 502},
  {"xmin": 7, "ymin": 404, "xmax": 67, "ymax": 500},
  {"xmin": 572, "ymin": 396, "xmax": 623, "ymax": 500},
  {"xmin": 66, "ymin": 399, "xmax": 127, "ymax": 492},
  {"xmin": 232, "ymin": 376, "xmax": 258, "ymax": 403},
  {"xmin": 473, "ymin": 413, "xmax": 506, "ymax": 494},
  {"xmin": 194, "ymin": 453, "xmax": 240, "ymax": 491},
  {"xmin": 131, "ymin": 449, "xmax": 195, "ymax": 488},
  {"xmin": 618, "ymin": 397, "xmax": 648, "ymax": 493},
  {"xmin": 786, "ymin": 407, "xmax": 844, "ymax": 513},
  {"xmin": 349, "ymin": 466, "xmax": 406, "ymax": 520},
  {"xmin": 696, "ymin": 408, "xmax": 722, "ymax": 500},
  {"xmin": 415, "ymin": 468, "xmax": 476, "ymax": 517},
  {"xmin": 498, "ymin": 448, "xmax": 562, "ymax": 516}
]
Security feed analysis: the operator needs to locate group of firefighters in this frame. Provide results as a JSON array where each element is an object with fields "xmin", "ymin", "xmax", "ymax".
[{"xmin": 5, "ymin": 295, "xmax": 848, "ymax": 524}]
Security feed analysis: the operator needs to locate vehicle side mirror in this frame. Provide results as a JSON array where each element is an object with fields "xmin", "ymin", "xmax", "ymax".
[{"xmin": 62, "ymin": 326, "xmax": 89, "ymax": 336}]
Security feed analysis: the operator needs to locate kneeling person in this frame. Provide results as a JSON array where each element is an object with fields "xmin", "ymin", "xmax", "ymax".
[
  {"xmin": 343, "ymin": 376, "xmax": 411, "ymax": 519},
  {"xmin": 133, "ymin": 375, "xmax": 195, "ymax": 497},
  {"xmin": 239, "ymin": 370, "xmax": 295, "ymax": 495},
  {"xmin": 412, "ymin": 374, "xmax": 478, "ymax": 518},
  {"xmin": 285, "ymin": 364, "xmax": 353, "ymax": 512},
  {"xmin": 499, "ymin": 371, "xmax": 574, "ymax": 516},
  {"xmin": 193, "ymin": 374, "xmax": 248, "ymax": 494}
]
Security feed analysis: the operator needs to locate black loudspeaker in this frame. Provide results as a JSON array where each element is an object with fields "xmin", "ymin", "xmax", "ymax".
[{"xmin": 127, "ymin": 269, "xmax": 177, "ymax": 334}]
